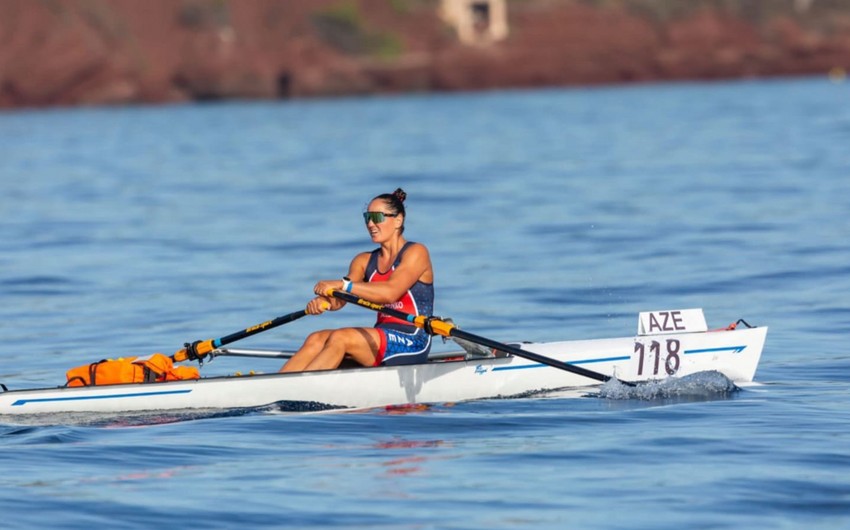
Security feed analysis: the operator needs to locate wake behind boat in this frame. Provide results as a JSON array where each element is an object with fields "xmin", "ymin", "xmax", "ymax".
[{"xmin": 0, "ymin": 308, "xmax": 767, "ymax": 417}]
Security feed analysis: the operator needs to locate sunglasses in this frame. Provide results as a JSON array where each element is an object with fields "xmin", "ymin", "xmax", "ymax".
[{"xmin": 363, "ymin": 211, "xmax": 399, "ymax": 224}]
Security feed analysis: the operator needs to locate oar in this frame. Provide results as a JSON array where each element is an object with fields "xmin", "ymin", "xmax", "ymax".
[
  {"xmin": 327, "ymin": 289, "xmax": 623, "ymax": 384},
  {"xmin": 172, "ymin": 309, "xmax": 308, "ymax": 362}
]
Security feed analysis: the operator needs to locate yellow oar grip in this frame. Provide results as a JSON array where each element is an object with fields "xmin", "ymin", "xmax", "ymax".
[
  {"xmin": 172, "ymin": 339, "xmax": 214, "ymax": 362},
  {"xmin": 430, "ymin": 319, "xmax": 455, "ymax": 337},
  {"xmin": 413, "ymin": 315, "xmax": 455, "ymax": 337},
  {"xmin": 196, "ymin": 340, "xmax": 214, "ymax": 355}
]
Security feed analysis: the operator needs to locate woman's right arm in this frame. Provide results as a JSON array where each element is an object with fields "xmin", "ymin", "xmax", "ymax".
[{"xmin": 308, "ymin": 252, "xmax": 370, "ymax": 313}]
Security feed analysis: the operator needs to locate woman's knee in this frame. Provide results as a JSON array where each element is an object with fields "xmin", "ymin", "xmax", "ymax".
[
  {"xmin": 300, "ymin": 330, "xmax": 331, "ymax": 348},
  {"xmin": 325, "ymin": 329, "xmax": 352, "ymax": 348},
  {"xmin": 333, "ymin": 328, "xmax": 382, "ymax": 356}
]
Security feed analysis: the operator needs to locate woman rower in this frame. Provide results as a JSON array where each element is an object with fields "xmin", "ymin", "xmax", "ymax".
[{"xmin": 280, "ymin": 188, "xmax": 435, "ymax": 372}]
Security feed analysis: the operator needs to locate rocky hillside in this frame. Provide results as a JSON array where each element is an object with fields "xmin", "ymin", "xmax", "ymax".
[{"xmin": 1, "ymin": 0, "xmax": 849, "ymax": 109}]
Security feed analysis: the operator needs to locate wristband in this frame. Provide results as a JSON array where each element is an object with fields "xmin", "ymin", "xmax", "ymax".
[{"xmin": 342, "ymin": 277, "xmax": 353, "ymax": 293}]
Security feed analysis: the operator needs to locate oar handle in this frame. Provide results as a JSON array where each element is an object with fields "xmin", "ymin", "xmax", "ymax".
[
  {"xmin": 327, "ymin": 289, "xmax": 612, "ymax": 383},
  {"xmin": 172, "ymin": 309, "xmax": 308, "ymax": 362}
]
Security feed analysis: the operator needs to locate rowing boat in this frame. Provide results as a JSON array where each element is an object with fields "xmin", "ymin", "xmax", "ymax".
[{"xmin": 0, "ymin": 309, "xmax": 767, "ymax": 417}]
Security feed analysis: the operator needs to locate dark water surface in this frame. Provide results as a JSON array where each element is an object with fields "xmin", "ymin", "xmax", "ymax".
[{"xmin": 1, "ymin": 78, "xmax": 849, "ymax": 528}]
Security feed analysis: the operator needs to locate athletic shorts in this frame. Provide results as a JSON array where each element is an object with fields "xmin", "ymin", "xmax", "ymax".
[{"xmin": 374, "ymin": 326, "xmax": 432, "ymax": 366}]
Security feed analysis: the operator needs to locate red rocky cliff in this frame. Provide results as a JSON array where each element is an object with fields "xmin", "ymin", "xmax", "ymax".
[{"xmin": 1, "ymin": 0, "xmax": 849, "ymax": 109}]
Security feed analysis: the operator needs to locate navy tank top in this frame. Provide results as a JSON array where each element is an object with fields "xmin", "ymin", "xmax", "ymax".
[{"xmin": 363, "ymin": 241, "xmax": 434, "ymax": 333}]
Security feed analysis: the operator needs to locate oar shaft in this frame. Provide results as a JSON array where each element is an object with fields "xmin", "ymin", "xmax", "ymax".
[
  {"xmin": 327, "ymin": 289, "xmax": 612, "ymax": 383},
  {"xmin": 216, "ymin": 310, "xmax": 308, "ymax": 346},
  {"xmin": 173, "ymin": 309, "xmax": 308, "ymax": 362},
  {"xmin": 448, "ymin": 328, "xmax": 610, "ymax": 383}
]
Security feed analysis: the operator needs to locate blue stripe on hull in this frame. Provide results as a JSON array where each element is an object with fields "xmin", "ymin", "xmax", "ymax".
[
  {"xmin": 492, "ymin": 354, "xmax": 631, "ymax": 372},
  {"xmin": 13, "ymin": 389, "xmax": 193, "ymax": 407},
  {"xmin": 488, "ymin": 345, "xmax": 745, "ymax": 373},
  {"xmin": 685, "ymin": 346, "xmax": 746, "ymax": 355}
]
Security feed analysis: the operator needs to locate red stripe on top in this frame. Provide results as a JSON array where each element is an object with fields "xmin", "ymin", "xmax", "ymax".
[{"xmin": 368, "ymin": 268, "xmax": 418, "ymax": 327}]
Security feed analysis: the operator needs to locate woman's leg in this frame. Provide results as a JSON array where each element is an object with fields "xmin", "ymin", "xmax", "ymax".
[
  {"xmin": 280, "ymin": 328, "xmax": 383, "ymax": 373},
  {"xmin": 279, "ymin": 329, "xmax": 332, "ymax": 372}
]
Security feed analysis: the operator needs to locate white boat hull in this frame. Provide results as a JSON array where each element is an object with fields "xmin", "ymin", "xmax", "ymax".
[{"xmin": 0, "ymin": 325, "xmax": 767, "ymax": 416}]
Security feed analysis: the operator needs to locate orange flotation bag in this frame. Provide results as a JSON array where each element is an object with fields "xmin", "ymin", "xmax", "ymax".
[{"xmin": 66, "ymin": 353, "xmax": 200, "ymax": 387}]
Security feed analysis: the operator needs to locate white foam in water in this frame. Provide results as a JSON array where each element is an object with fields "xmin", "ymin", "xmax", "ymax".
[{"xmin": 597, "ymin": 370, "xmax": 740, "ymax": 400}]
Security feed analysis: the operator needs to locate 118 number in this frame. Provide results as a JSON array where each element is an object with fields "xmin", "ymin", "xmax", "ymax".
[{"xmin": 635, "ymin": 339, "xmax": 681, "ymax": 376}]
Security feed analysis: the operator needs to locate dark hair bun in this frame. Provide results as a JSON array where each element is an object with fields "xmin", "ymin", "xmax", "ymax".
[{"xmin": 392, "ymin": 188, "xmax": 407, "ymax": 203}]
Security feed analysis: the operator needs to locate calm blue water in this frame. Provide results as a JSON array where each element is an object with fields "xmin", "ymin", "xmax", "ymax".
[{"xmin": 2, "ymin": 77, "xmax": 850, "ymax": 528}]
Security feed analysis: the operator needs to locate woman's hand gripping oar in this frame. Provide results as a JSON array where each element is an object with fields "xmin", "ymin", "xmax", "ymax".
[
  {"xmin": 172, "ymin": 309, "xmax": 308, "ymax": 363},
  {"xmin": 327, "ymin": 289, "xmax": 633, "ymax": 385}
]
